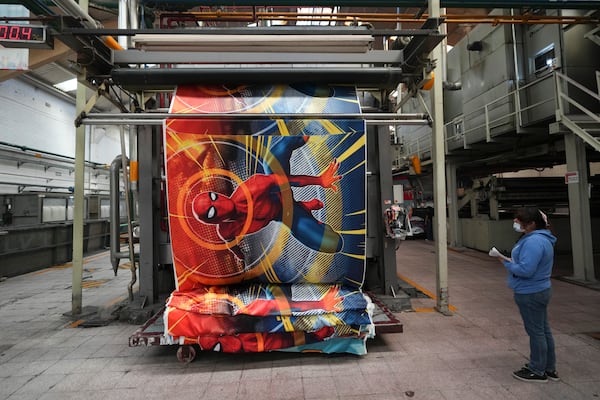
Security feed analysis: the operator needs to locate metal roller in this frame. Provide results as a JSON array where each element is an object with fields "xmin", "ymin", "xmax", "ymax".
[{"xmin": 110, "ymin": 67, "xmax": 408, "ymax": 89}]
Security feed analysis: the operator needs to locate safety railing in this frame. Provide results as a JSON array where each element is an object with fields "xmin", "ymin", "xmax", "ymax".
[
  {"xmin": 554, "ymin": 70, "xmax": 600, "ymax": 152},
  {"xmin": 402, "ymin": 132, "xmax": 432, "ymax": 161},
  {"xmin": 396, "ymin": 70, "xmax": 600, "ymax": 167}
]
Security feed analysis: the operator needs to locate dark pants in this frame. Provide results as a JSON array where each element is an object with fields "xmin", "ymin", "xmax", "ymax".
[{"xmin": 514, "ymin": 288, "xmax": 556, "ymax": 376}]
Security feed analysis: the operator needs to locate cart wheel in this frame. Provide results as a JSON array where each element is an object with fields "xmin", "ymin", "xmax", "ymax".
[{"xmin": 176, "ymin": 345, "xmax": 196, "ymax": 363}]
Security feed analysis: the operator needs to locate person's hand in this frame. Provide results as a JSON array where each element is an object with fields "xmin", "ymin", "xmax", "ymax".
[{"xmin": 320, "ymin": 159, "xmax": 342, "ymax": 192}]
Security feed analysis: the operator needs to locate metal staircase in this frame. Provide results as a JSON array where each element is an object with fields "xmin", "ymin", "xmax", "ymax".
[{"xmin": 553, "ymin": 70, "xmax": 600, "ymax": 152}]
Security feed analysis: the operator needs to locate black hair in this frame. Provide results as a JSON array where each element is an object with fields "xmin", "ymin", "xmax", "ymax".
[{"xmin": 514, "ymin": 206, "xmax": 548, "ymax": 230}]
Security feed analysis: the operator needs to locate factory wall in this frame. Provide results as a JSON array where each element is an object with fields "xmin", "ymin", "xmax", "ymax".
[{"xmin": 0, "ymin": 78, "xmax": 123, "ymax": 194}]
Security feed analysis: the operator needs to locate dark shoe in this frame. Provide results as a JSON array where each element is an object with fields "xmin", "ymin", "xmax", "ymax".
[
  {"xmin": 512, "ymin": 367, "xmax": 548, "ymax": 383},
  {"xmin": 524, "ymin": 363, "xmax": 560, "ymax": 382},
  {"xmin": 546, "ymin": 370, "xmax": 560, "ymax": 381}
]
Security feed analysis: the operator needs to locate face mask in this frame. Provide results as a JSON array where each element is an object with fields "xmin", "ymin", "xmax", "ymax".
[{"xmin": 513, "ymin": 221, "xmax": 524, "ymax": 233}]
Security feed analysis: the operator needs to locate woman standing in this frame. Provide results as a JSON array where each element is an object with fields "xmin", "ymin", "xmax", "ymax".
[{"xmin": 498, "ymin": 207, "xmax": 559, "ymax": 383}]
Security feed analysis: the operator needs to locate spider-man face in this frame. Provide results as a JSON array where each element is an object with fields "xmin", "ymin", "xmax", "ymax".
[{"xmin": 192, "ymin": 191, "xmax": 234, "ymax": 223}]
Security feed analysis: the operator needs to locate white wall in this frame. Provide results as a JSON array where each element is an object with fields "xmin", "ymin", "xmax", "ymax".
[{"xmin": 0, "ymin": 78, "xmax": 125, "ymax": 194}]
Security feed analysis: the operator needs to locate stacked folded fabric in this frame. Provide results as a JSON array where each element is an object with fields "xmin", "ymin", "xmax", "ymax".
[
  {"xmin": 163, "ymin": 84, "xmax": 373, "ymax": 354},
  {"xmin": 164, "ymin": 283, "xmax": 374, "ymax": 353}
]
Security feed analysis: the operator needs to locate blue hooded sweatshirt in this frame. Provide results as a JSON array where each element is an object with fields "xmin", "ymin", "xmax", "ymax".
[{"xmin": 503, "ymin": 229, "xmax": 557, "ymax": 294}]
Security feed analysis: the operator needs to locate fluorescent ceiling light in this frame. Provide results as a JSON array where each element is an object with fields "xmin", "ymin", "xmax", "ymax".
[
  {"xmin": 53, "ymin": 78, "xmax": 77, "ymax": 92},
  {"xmin": 296, "ymin": 7, "xmax": 338, "ymax": 26}
]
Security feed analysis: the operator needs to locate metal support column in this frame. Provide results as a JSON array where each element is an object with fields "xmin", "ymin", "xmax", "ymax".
[
  {"xmin": 138, "ymin": 124, "xmax": 160, "ymax": 303},
  {"xmin": 446, "ymin": 160, "xmax": 462, "ymax": 249},
  {"xmin": 368, "ymin": 124, "xmax": 398, "ymax": 295},
  {"xmin": 429, "ymin": 0, "xmax": 450, "ymax": 315},
  {"xmin": 489, "ymin": 194, "xmax": 499, "ymax": 221},
  {"xmin": 564, "ymin": 134, "xmax": 596, "ymax": 283},
  {"xmin": 71, "ymin": 74, "xmax": 86, "ymax": 316}
]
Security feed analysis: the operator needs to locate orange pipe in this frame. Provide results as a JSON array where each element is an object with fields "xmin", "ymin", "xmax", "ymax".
[
  {"xmin": 104, "ymin": 35, "xmax": 124, "ymax": 51},
  {"xmin": 129, "ymin": 160, "xmax": 138, "ymax": 184}
]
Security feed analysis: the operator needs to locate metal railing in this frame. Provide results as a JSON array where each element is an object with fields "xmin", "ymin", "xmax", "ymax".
[
  {"xmin": 396, "ymin": 70, "xmax": 600, "ymax": 166},
  {"xmin": 554, "ymin": 70, "xmax": 600, "ymax": 152}
]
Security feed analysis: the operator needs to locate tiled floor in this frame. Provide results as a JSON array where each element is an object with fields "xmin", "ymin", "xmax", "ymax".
[{"xmin": 1, "ymin": 240, "xmax": 599, "ymax": 399}]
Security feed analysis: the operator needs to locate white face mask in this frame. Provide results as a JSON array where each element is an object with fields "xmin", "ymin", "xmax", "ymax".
[{"xmin": 513, "ymin": 221, "xmax": 524, "ymax": 233}]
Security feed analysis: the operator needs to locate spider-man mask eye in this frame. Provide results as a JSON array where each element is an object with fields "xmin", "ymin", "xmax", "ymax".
[
  {"xmin": 192, "ymin": 191, "xmax": 232, "ymax": 223},
  {"xmin": 206, "ymin": 205, "xmax": 216, "ymax": 220},
  {"xmin": 206, "ymin": 192, "xmax": 218, "ymax": 219}
]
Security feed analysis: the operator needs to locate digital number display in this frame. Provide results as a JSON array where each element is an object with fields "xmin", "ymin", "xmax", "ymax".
[{"xmin": 0, "ymin": 24, "xmax": 48, "ymax": 46}]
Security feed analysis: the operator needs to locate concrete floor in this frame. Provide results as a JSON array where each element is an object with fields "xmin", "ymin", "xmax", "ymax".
[{"xmin": 1, "ymin": 240, "xmax": 599, "ymax": 399}]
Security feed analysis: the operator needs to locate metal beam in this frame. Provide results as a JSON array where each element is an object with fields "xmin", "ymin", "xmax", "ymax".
[
  {"xmin": 78, "ymin": 111, "xmax": 429, "ymax": 125},
  {"xmin": 113, "ymin": 50, "xmax": 404, "ymax": 65},
  {"xmin": 110, "ymin": 67, "xmax": 411, "ymax": 90},
  {"xmin": 81, "ymin": 112, "xmax": 427, "ymax": 119},
  {"xmin": 66, "ymin": 27, "xmax": 440, "ymax": 36}
]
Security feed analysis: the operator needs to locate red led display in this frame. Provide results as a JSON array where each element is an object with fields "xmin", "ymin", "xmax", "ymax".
[{"xmin": 0, "ymin": 24, "xmax": 46, "ymax": 44}]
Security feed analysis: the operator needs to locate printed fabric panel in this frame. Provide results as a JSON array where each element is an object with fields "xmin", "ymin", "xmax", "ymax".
[{"xmin": 163, "ymin": 84, "xmax": 373, "ymax": 354}]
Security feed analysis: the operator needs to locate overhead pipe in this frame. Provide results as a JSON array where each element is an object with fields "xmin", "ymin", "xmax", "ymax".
[
  {"xmin": 511, "ymin": 9, "xmax": 523, "ymax": 128},
  {"xmin": 129, "ymin": 0, "xmax": 140, "ymax": 30},
  {"xmin": 138, "ymin": 0, "xmax": 600, "ymax": 10},
  {"xmin": 78, "ymin": 110, "xmax": 429, "ymax": 126},
  {"xmin": 118, "ymin": 0, "xmax": 129, "ymax": 49},
  {"xmin": 157, "ymin": 10, "xmax": 600, "ymax": 25},
  {"xmin": 0, "ymin": 140, "xmax": 106, "ymax": 168},
  {"xmin": 50, "ymin": 0, "xmax": 102, "ymax": 28}
]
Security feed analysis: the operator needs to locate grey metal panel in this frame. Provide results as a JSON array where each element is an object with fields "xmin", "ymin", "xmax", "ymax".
[
  {"xmin": 365, "ymin": 174, "xmax": 378, "ymax": 259},
  {"xmin": 445, "ymin": 122, "xmax": 464, "ymax": 152},
  {"xmin": 443, "ymin": 46, "xmax": 464, "ymax": 122},
  {"xmin": 365, "ymin": 125, "xmax": 397, "ymax": 295},
  {"xmin": 520, "ymin": 19, "xmax": 600, "ymax": 125},
  {"xmin": 463, "ymin": 81, "xmax": 516, "ymax": 144},
  {"xmin": 0, "ymin": 220, "xmax": 109, "ymax": 277},
  {"xmin": 445, "ymin": 18, "xmax": 518, "ymax": 143},
  {"xmin": 521, "ymin": 23, "xmax": 561, "ymax": 125},
  {"xmin": 521, "ymin": 77, "xmax": 556, "ymax": 126},
  {"xmin": 563, "ymin": 23, "xmax": 600, "ymax": 114},
  {"xmin": 460, "ymin": 26, "xmax": 515, "ymax": 101},
  {"xmin": 523, "ymin": 24, "xmax": 561, "ymax": 82},
  {"xmin": 7, "ymin": 194, "xmax": 40, "ymax": 226},
  {"xmin": 366, "ymin": 131, "xmax": 380, "ymax": 260}
]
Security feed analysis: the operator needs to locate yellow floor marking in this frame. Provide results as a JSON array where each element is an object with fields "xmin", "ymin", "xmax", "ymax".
[
  {"xmin": 68, "ymin": 319, "xmax": 85, "ymax": 328},
  {"xmin": 31, "ymin": 251, "xmax": 111, "ymax": 275},
  {"xmin": 82, "ymin": 279, "xmax": 109, "ymax": 289},
  {"xmin": 397, "ymin": 273, "xmax": 458, "ymax": 312},
  {"xmin": 413, "ymin": 307, "xmax": 436, "ymax": 313}
]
